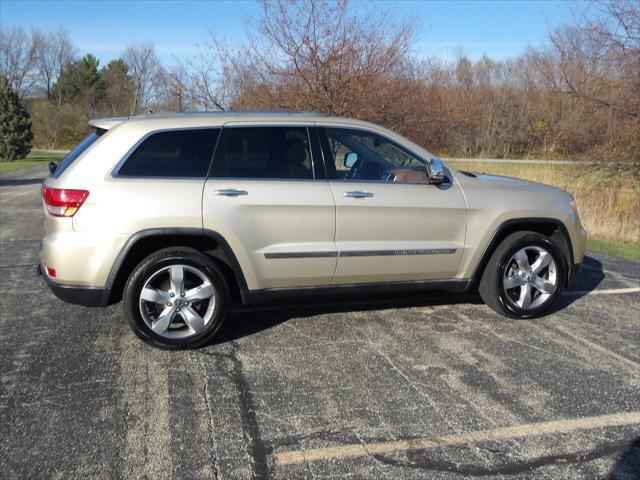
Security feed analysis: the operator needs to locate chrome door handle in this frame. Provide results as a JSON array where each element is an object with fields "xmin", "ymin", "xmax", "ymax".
[
  {"xmin": 214, "ymin": 189, "xmax": 248, "ymax": 197},
  {"xmin": 343, "ymin": 191, "xmax": 374, "ymax": 198}
]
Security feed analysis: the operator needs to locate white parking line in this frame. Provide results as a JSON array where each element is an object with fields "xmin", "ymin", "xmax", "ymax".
[
  {"xmin": 273, "ymin": 411, "xmax": 640, "ymax": 466},
  {"xmin": 566, "ymin": 287, "xmax": 640, "ymax": 296}
]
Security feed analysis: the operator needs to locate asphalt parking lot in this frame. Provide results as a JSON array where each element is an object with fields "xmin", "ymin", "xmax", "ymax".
[{"xmin": 1, "ymin": 165, "xmax": 639, "ymax": 479}]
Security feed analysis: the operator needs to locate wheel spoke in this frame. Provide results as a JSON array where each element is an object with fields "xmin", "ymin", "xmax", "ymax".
[
  {"xmin": 531, "ymin": 251, "xmax": 552, "ymax": 274},
  {"xmin": 152, "ymin": 306, "xmax": 175, "ymax": 335},
  {"xmin": 533, "ymin": 276, "xmax": 555, "ymax": 294},
  {"xmin": 140, "ymin": 287, "xmax": 170, "ymax": 304},
  {"xmin": 181, "ymin": 305, "xmax": 205, "ymax": 334},
  {"xmin": 185, "ymin": 282, "xmax": 215, "ymax": 301},
  {"xmin": 170, "ymin": 265, "xmax": 184, "ymax": 293},
  {"xmin": 517, "ymin": 283, "xmax": 532, "ymax": 309},
  {"xmin": 514, "ymin": 249, "xmax": 530, "ymax": 272},
  {"xmin": 504, "ymin": 276, "xmax": 522, "ymax": 290}
]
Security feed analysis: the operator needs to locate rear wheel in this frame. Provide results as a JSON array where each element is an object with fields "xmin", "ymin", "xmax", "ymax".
[
  {"xmin": 479, "ymin": 231, "xmax": 566, "ymax": 318},
  {"xmin": 123, "ymin": 247, "xmax": 229, "ymax": 349}
]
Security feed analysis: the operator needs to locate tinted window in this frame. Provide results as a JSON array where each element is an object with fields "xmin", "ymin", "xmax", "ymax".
[
  {"xmin": 53, "ymin": 131, "xmax": 103, "ymax": 178},
  {"xmin": 118, "ymin": 129, "xmax": 219, "ymax": 178},
  {"xmin": 223, "ymin": 127, "xmax": 313, "ymax": 180},
  {"xmin": 322, "ymin": 128, "xmax": 427, "ymax": 183}
]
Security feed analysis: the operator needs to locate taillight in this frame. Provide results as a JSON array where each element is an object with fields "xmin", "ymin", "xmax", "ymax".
[{"xmin": 42, "ymin": 186, "xmax": 89, "ymax": 217}]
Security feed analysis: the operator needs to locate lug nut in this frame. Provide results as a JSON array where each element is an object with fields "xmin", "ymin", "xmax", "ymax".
[
  {"xmin": 180, "ymin": 292, "xmax": 185, "ymax": 297},
  {"xmin": 167, "ymin": 302, "xmax": 172, "ymax": 306},
  {"xmin": 170, "ymin": 293, "xmax": 175, "ymax": 298},
  {"xmin": 176, "ymin": 307, "xmax": 181, "ymax": 312},
  {"xmin": 184, "ymin": 302, "xmax": 189, "ymax": 306}
]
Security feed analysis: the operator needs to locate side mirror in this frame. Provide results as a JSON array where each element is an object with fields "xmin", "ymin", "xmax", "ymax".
[
  {"xmin": 427, "ymin": 158, "xmax": 446, "ymax": 185},
  {"xmin": 48, "ymin": 161, "xmax": 58, "ymax": 176},
  {"xmin": 344, "ymin": 152, "xmax": 358, "ymax": 168}
]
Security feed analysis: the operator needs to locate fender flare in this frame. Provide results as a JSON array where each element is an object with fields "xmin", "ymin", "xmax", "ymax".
[
  {"xmin": 102, "ymin": 227, "xmax": 249, "ymax": 305},
  {"xmin": 470, "ymin": 217, "xmax": 574, "ymax": 285}
]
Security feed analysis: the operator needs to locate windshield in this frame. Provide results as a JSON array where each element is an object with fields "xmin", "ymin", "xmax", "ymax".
[{"xmin": 52, "ymin": 130, "xmax": 104, "ymax": 179}]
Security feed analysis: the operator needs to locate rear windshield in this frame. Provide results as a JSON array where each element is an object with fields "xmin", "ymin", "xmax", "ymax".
[{"xmin": 52, "ymin": 130, "xmax": 104, "ymax": 178}]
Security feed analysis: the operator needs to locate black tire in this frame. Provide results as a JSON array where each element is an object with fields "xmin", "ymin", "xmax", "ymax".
[
  {"xmin": 478, "ymin": 231, "xmax": 566, "ymax": 319},
  {"xmin": 123, "ymin": 247, "xmax": 229, "ymax": 349}
]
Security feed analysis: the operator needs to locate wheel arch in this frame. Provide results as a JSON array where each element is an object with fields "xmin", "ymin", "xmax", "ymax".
[
  {"xmin": 103, "ymin": 228, "xmax": 249, "ymax": 306},
  {"xmin": 470, "ymin": 218, "xmax": 574, "ymax": 287}
]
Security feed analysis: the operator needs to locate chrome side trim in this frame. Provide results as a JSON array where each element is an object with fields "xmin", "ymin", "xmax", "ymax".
[
  {"xmin": 264, "ymin": 248, "xmax": 457, "ymax": 259},
  {"xmin": 264, "ymin": 251, "xmax": 338, "ymax": 259},
  {"xmin": 339, "ymin": 248, "xmax": 457, "ymax": 257}
]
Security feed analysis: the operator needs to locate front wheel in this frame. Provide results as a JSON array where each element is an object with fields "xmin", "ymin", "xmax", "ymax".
[
  {"xmin": 123, "ymin": 247, "xmax": 229, "ymax": 349},
  {"xmin": 479, "ymin": 231, "xmax": 566, "ymax": 318}
]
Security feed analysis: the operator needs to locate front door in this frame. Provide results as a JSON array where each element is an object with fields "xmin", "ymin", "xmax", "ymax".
[
  {"xmin": 318, "ymin": 126, "xmax": 467, "ymax": 285},
  {"xmin": 202, "ymin": 125, "xmax": 336, "ymax": 291}
]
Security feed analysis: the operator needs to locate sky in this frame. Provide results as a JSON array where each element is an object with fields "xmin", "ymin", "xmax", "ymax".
[{"xmin": 1, "ymin": 0, "xmax": 582, "ymax": 66}]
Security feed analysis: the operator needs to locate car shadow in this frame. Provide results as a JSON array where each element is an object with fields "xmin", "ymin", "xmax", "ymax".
[
  {"xmin": 551, "ymin": 254, "xmax": 605, "ymax": 312},
  {"xmin": 206, "ymin": 254, "xmax": 605, "ymax": 345},
  {"xmin": 209, "ymin": 291, "xmax": 482, "ymax": 345},
  {"xmin": 608, "ymin": 437, "xmax": 640, "ymax": 479},
  {"xmin": 0, "ymin": 178, "xmax": 45, "ymax": 187}
]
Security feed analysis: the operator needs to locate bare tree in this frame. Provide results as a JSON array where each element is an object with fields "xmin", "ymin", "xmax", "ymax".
[
  {"xmin": 32, "ymin": 28, "xmax": 75, "ymax": 103},
  {"xmin": 0, "ymin": 27, "xmax": 37, "ymax": 98},
  {"xmin": 235, "ymin": 0, "xmax": 415, "ymax": 115},
  {"xmin": 123, "ymin": 43, "xmax": 160, "ymax": 114},
  {"xmin": 176, "ymin": 33, "xmax": 237, "ymax": 111},
  {"xmin": 543, "ymin": 0, "xmax": 639, "ymax": 119}
]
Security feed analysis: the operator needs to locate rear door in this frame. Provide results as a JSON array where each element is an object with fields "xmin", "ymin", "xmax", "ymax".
[
  {"xmin": 318, "ymin": 126, "xmax": 467, "ymax": 285},
  {"xmin": 202, "ymin": 124, "xmax": 337, "ymax": 291}
]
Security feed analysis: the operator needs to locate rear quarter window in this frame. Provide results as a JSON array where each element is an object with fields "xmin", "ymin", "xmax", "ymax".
[
  {"xmin": 53, "ymin": 130, "xmax": 104, "ymax": 179},
  {"xmin": 116, "ymin": 129, "xmax": 219, "ymax": 178}
]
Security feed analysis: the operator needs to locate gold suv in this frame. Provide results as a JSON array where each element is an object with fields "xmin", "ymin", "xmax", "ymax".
[{"xmin": 39, "ymin": 112, "xmax": 587, "ymax": 349}]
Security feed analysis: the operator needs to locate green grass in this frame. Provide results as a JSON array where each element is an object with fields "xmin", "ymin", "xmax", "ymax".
[
  {"xmin": 587, "ymin": 237, "xmax": 640, "ymax": 263},
  {"xmin": 0, "ymin": 151, "xmax": 66, "ymax": 174}
]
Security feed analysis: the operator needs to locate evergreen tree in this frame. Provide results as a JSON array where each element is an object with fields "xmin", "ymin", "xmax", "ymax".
[{"xmin": 0, "ymin": 76, "xmax": 33, "ymax": 161}]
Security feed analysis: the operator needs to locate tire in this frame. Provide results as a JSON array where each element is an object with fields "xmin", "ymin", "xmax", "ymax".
[
  {"xmin": 478, "ymin": 231, "xmax": 566, "ymax": 319},
  {"xmin": 123, "ymin": 247, "xmax": 229, "ymax": 349}
]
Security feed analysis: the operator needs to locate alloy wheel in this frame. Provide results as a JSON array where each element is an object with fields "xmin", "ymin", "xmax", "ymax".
[
  {"xmin": 503, "ymin": 246, "xmax": 558, "ymax": 310},
  {"xmin": 139, "ymin": 264, "xmax": 217, "ymax": 339}
]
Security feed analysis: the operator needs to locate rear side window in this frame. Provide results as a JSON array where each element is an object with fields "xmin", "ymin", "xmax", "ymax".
[
  {"xmin": 220, "ymin": 127, "xmax": 314, "ymax": 180},
  {"xmin": 117, "ymin": 129, "xmax": 219, "ymax": 178},
  {"xmin": 53, "ymin": 130, "xmax": 104, "ymax": 178}
]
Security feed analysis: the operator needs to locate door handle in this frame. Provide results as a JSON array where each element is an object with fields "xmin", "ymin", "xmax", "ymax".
[
  {"xmin": 214, "ymin": 189, "xmax": 248, "ymax": 197},
  {"xmin": 343, "ymin": 191, "xmax": 374, "ymax": 198}
]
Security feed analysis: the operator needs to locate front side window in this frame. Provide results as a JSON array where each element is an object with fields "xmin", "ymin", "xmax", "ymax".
[
  {"xmin": 117, "ymin": 129, "xmax": 219, "ymax": 178},
  {"xmin": 222, "ymin": 127, "xmax": 314, "ymax": 180},
  {"xmin": 321, "ymin": 128, "xmax": 427, "ymax": 183}
]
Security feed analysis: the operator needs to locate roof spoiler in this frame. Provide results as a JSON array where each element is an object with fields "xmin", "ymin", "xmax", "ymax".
[{"xmin": 88, "ymin": 116, "xmax": 129, "ymax": 131}]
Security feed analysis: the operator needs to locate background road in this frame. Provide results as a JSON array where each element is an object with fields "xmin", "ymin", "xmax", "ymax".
[{"xmin": 1, "ymin": 166, "xmax": 639, "ymax": 479}]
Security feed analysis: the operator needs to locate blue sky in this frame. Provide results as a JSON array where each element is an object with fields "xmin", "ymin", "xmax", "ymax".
[{"xmin": 1, "ymin": 0, "xmax": 580, "ymax": 66}]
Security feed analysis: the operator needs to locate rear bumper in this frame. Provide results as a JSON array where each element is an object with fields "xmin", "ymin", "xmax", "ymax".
[{"xmin": 38, "ymin": 264, "xmax": 106, "ymax": 307}]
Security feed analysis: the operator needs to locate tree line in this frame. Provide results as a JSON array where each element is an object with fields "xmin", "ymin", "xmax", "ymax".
[{"xmin": 1, "ymin": 0, "xmax": 637, "ymax": 161}]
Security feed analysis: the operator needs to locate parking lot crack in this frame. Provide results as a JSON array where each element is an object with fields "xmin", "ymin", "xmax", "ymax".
[{"xmin": 197, "ymin": 352, "xmax": 220, "ymax": 480}]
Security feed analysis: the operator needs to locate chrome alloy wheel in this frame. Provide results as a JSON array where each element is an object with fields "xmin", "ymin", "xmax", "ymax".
[
  {"xmin": 503, "ymin": 246, "xmax": 558, "ymax": 310},
  {"xmin": 139, "ymin": 264, "xmax": 217, "ymax": 339}
]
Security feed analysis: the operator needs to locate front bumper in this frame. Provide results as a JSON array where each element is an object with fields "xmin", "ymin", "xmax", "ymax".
[{"xmin": 38, "ymin": 264, "xmax": 106, "ymax": 307}]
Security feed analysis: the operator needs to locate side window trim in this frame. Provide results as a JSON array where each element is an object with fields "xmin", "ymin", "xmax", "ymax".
[
  {"xmin": 208, "ymin": 125, "xmax": 326, "ymax": 181},
  {"xmin": 317, "ymin": 125, "xmax": 430, "ymax": 184},
  {"xmin": 111, "ymin": 126, "xmax": 220, "ymax": 179}
]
